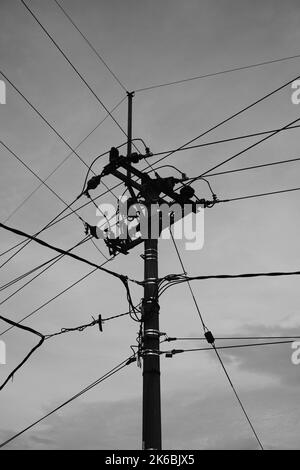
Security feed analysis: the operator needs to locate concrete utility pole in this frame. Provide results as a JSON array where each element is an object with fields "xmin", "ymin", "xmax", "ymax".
[
  {"xmin": 125, "ymin": 91, "xmax": 162, "ymax": 450},
  {"xmin": 142, "ymin": 215, "xmax": 162, "ymax": 450},
  {"xmin": 99, "ymin": 92, "xmax": 201, "ymax": 449}
]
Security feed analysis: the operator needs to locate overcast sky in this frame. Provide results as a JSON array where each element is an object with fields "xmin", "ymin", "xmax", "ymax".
[{"xmin": 0, "ymin": 0, "xmax": 300, "ymax": 450}]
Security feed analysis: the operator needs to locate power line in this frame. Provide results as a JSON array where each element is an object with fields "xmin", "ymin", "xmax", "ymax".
[
  {"xmin": 0, "ymin": 197, "xmax": 79, "ymax": 271},
  {"xmin": 135, "ymin": 53, "xmax": 300, "ymax": 92},
  {"xmin": 0, "ymin": 222, "xmax": 136, "ymax": 284},
  {"xmin": 213, "ymin": 345, "xmax": 264, "ymax": 450},
  {"xmin": 0, "ymin": 268, "xmax": 97, "ymax": 337},
  {"xmin": 3, "ymin": 96, "xmax": 126, "ymax": 225},
  {"xmin": 20, "ymin": 0, "xmax": 131, "ymax": 143},
  {"xmin": 137, "ymin": 73, "xmax": 300, "ymax": 171},
  {"xmin": 168, "ymin": 238, "xmax": 264, "ymax": 450},
  {"xmin": 22, "ymin": 123, "xmax": 300, "ymax": 232},
  {"xmin": 218, "ymin": 186, "xmax": 300, "ymax": 203},
  {"xmin": 90, "ymin": 238, "xmax": 109, "ymax": 261},
  {"xmin": 0, "ymin": 128, "xmax": 126, "ymax": 269},
  {"xmin": 0, "ymin": 237, "xmax": 90, "ymax": 308},
  {"xmin": 0, "ymin": 315, "xmax": 45, "ymax": 392},
  {"xmin": 37, "ymin": 124, "xmax": 300, "ymax": 235},
  {"xmin": 203, "ymin": 156, "xmax": 300, "ymax": 178},
  {"xmin": 1, "ymin": 140, "xmax": 82, "ymax": 223},
  {"xmin": 148, "ymin": 124, "xmax": 300, "ymax": 158},
  {"xmin": 0, "ymin": 355, "xmax": 136, "ymax": 449},
  {"xmin": 162, "ymin": 340, "xmax": 298, "ymax": 354},
  {"xmin": 163, "ymin": 269, "xmax": 300, "ymax": 283},
  {"xmin": 44, "ymin": 307, "xmax": 137, "ymax": 339},
  {"xmin": 200, "ymin": 116, "xmax": 300, "ymax": 178},
  {"xmin": 0, "ymin": 70, "xmax": 119, "ymax": 204},
  {"xmin": 169, "ymin": 229, "xmax": 207, "ymax": 331},
  {"xmin": 163, "ymin": 335, "xmax": 300, "ymax": 342},
  {"xmin": 53, "ymin": 0, "xmax": 128, "ymax": 92}
]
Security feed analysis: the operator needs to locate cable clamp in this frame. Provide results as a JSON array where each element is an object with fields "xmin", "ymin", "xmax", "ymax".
[
  {"xmin": 144, "ymin": 329, "xmax": 160, "ymax": 338},
  {"xmin": 141, "ymin": 349, "xmax": 160, "ymax": 357},
  {"xmin": 165, "ymin": 349, "xmax": 184, "ymax": 358}
]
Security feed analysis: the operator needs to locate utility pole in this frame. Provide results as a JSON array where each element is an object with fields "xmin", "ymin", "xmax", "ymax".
[
  {"xmin": 126, "ymin": 90, "xmax": 162, "ymax": 450},
  {"xmin": 126, "ymin": 91, "xmax": 136, "ymax": 200},
  {"xmin": 142, "ymin": 214, "xmax": 162, "ymax": 450},
  {"xmin": 88, "ymin": 90, "xmax": 209, "ymax": 450}
]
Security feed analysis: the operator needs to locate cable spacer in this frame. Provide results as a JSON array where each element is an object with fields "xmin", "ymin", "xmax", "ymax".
[
  {"xmin": 141, "ymin": 349, "xmax": 160, "ymax": 357},
  {"xmin": 144, "ymin": 329, "xmax": 160, "ymax": 338}
]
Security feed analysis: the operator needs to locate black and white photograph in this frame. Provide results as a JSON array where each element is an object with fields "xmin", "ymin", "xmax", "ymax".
[{"xmin": 0, "ymin": 0, "xmax": 300, "ymax": 453}]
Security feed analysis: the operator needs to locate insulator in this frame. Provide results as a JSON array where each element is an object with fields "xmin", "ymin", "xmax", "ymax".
[
  {"xmin": 205, "ymin": 330, "xmax": 215, "ymax": 344},
  {"xmin": 86, "ymin": 175, "xmax": 101, "ymax": 191},
  {"xmin": 109, "ymin": 146, "xmax": 119, "ymax": 162},
  {"xmin": 179, "ymin": 185, "xmax": 195, "ymax": 201}
]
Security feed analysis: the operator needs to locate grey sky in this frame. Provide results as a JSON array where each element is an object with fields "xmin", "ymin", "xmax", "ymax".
[{"xmin": 0, "ymin": 0, "xmax": 300, "ymax": 449}]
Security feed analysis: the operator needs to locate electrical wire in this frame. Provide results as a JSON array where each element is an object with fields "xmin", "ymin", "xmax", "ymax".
[
  {"xmin": 81, "ymin": 138, "xmax": 148, "ymax": 194},
  {"xmin": 0, "ymin": 196, "xmax": 79, "ymax": 271},
  {"xmin": 218, "ymin": 187, "xmax": 300, "ymax": 203},
  {"xmin": 53, "ymin": 0, "xmax": 128, "ymax": 93},
  {"xmin": 202, "ymin": 156, "xmax": 300, "ymax": 178},
  {"xmin": 162, "ymin": 269, "xmax": 300, "ymax": 283},
  {"xmin": 45, "ymin": 304, "xmax": 142, "ymax": 339},
  {"xmin": 169, "ymin": 228, "xmax": 207, "ymax": 332},
  {"xmin": 28, "ymin": 123, "xmax": 300, "ymax": 231},
  {"xmin": 162, "ymin": 340, "xmax": 299, "ymax": 353},
  {"xmin": 135, "ymin": 53, "xmax": 300, "ymax": 92},
  {"xmin": 0, "ymin": 237, "xmax": 90, "ymax": 308},
  {"xmin": 136, "ymin": 73, "xmax": 300, "ymax": 171},
  {"xmin": 0, "ymin": 354, "xmax": 136, "ymax": 448},
  {"xmin": 1, "ymin": 140, "xmax": 82, "ymax": 222},
  {"xmin": 90, "ymin": 238, "xmax": 109, "ymax": 261},
  {"xmin": 139, "ymin": 124, "xmax": 300, "ymax": 158},
  {"xmin": 0, "ymin": 69, "xmax": 119, "ymax": 205},
  {"xmin": 0, "ymin": 222, "xmax": 137, "ymax": 284},
  {"xmin": 20, "ymin": 0, "xmax": 142, "ymax": 156},
  {"xmin": 163, "ymin": 335, "xmax": 300, "ymax": 342},
  {"xmin": 3, "ymin": 96, "xmax": 126, "ymax": 225},
  {"xmin": 0, "ymin": 316, "xmax": 45, "ymax": 392},
  {"xmin": 0, "ymin": 268, "xmax": 97, "ymax": 337},
  {"xmin": 168, "ymin": 234, "xmax": 264, "ymax": 450},
  {"xmin": 200, "ymin": 116, "xmax": 300, "ymax": 178}
]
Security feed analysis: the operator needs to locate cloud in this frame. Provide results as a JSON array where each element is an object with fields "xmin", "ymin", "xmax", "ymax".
[
  {"xmin": 2, "ymin": 381, "xmax": 300, "ymax": 450},
  {"xmin": 218, "ymin": 323, "xmax": 300, "ymax": 385}
]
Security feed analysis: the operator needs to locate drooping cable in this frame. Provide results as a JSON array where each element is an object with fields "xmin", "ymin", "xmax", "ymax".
[
  {"xmin": 135, "ymin": 53, "xmax": 300, "ymax": 93},
  {"xmin": 0, "ymin": 354, "xmax": 136, "ymax": 448},
  {"xmin": 53, "ymin": 0, "xmax": 128, "ymax": 93}
]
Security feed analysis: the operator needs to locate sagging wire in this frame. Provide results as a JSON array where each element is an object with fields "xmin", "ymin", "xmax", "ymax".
[
  {"xmin": 0, "ymin": 302, "xmax": 142, "ymax": 391},
  {"xmin": 0, "ymin": 316, "xmax": 45, "ymax": 392},
  {"xmin": 0, "ymin": 352, "xmax": 137, "ymax": 449},
  {"xmin": 167, "ymin": 233, "xmax": 264, "ymax": 450},
  {"xmin": 0, "ymin": 236, "xmax": 91, "ymax": 296}
]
